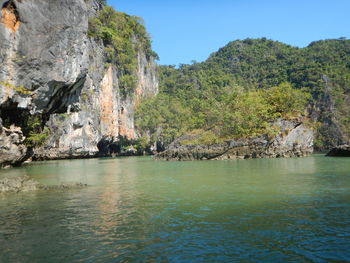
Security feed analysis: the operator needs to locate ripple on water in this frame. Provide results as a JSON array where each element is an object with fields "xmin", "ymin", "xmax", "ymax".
[{"xmin": 0, "ymin": 155, "xmax": 350, "ymax": 262}]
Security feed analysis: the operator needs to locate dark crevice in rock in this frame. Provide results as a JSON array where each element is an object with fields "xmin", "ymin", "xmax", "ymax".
[
  {"xmin": 0, "ymin": 102, "xmax": 45, "ymax": 137},
  {"xmin": 97, "ymin": 137, "xmax": 120, "ymax": 156},
  {"xmin": 326, "ymin": 145, "xmax": 350, "ymax": 157},
  {"xmin": 293, "ymin": 122, "xmax": 302, "ymax": 129},
  {"xmin": 0, "ymin": 102, "xmax": 30, "ymax": 129},
  {"xmin": 45, "ymin": 74, "xmax": 87, "ymax": 114},
  {"xmin": 97, "ymin": 135, "xmax": 149, "ymax": 157},
  {"xmin": 156, "ymin": 141, "xmax": 166, "ymax": 152}
]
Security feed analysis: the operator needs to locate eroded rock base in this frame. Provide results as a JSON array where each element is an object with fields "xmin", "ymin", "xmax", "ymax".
[
  {"xmin": 157, "ymin": 119, "xmax": 314, "ymax": 161},
  {"xmin": 326, "ymin": 145, "xmax": 350, "ymax": 157}
]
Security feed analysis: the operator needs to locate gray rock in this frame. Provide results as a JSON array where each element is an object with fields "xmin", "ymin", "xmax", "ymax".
[
  {"xmin": 0, "ymin": 0, "xmax": 158, "ymax": 164},
  {"xmin": 0, "ymin": 175, "xmax": 88, "ymax": 193},
  {"xmin": 156, "ymin": 118, "xmax": 314, "ymax": 161},
  {"xmin": 326, "ymin": 145, "xmax": 350, "ymax": 157},
  {"xmin": 0, "ymin": 118, "xmax": 28, "ymax": 167},
  {"xmin": 0, "ymin": 176, "xmax": 39, "ymax": 192}
]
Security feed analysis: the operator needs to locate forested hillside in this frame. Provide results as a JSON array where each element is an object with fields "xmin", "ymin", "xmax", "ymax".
[{"xmin": 136, "ymin": 38, "xmax": 350, "ymax": 150}]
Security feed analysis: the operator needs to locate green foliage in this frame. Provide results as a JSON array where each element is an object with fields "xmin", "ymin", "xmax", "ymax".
[
  {"xmin": 119, "ymin": 75, "xmax": 137, "ymax": 95},
  {"xmin": 135, "ymin": 136, "xmax": 150, "ymax": 152},
  {"xmin": 137, "ymin": 38, "xmax": 350, "ymax": 148},
  {"xmin": 23, "ymin": 116, "xmax": 49, "ymax": 147},
  {"xmin": 135, "ymin": 94, "xmax": 192, "ymax": 144},
  {"xmin": 262, "ymin": 82, "xmax": 311, "ymax": 118},
  {"xmin": 25, "ymin": 115, "xmax": 41, "ymax": 133},
  {"xmin": 14, "ymin": 86, "xmax": 32, "ymax": 95},
  {"xmin": 136, "ymin": 80, "xmax": 310, "ymax": 145},
  {"xmin": 88, "ymin": 6, "xmax": 158, "ymax": 95},
  {"xmin": 25, "ymin": 128, "xmax": 49, "ymax": 148},
  {"xmin": 0, "ymin": 81, "xmax": 31, "ymax": 95},
  {"xmin": 181, "ymin": 130, "xmax": 222, "ymax": 145}
]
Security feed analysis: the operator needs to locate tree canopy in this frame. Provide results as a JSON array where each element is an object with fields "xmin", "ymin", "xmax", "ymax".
[{"xmin": 136, "ymin": 38, "xmax": 350, "ymax": 148}]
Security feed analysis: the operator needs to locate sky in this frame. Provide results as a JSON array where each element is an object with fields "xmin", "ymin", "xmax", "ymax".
[{"xmin": 107, "ymin": 0, "xmax": 350, "ymax": 65}]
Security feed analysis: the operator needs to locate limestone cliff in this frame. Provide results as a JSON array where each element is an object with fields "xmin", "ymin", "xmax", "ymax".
[
  {"xmin": 0, "ymin": 119, "xmax": 28, "ymax": 167},
  {"xmin": 0, "ymin": 0, "xmax": 158, "ymax": 164}
]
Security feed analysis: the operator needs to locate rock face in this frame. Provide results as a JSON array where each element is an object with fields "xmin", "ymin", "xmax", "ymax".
[
  {"xmin": 326, "ymin": 145, "xmax": 350, "ymax": 157},
  {"xmin": 0, "ymin": 0, "xmax": 158, "ymax": 164},
  {"xmin": 156, "ymin": 119, "xmax": 314, "ymax": 161},
  {"xmin": 0, "ymin": 119, "xmax": 28, "ymax": 167}
]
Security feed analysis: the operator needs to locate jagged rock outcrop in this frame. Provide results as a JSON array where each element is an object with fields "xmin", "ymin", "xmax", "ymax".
[
  {"xmin": 0, "ymin": 119, "xmax": 28, "ymax": 167},
  {"xmin": 0, "ymin": 0, "xmax": 158, "ymax": 164},
  {"xmin": 156, "ymin": 119, "xmax": 314, "ymax": 161},
  {"xmin": 326, "ymin": 145, "xmax": 350, "ymax": 157}
]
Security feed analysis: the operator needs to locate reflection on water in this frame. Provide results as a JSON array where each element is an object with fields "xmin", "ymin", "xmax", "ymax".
[{"xmin": 0, "ymin": 155, "xmax": 350, "ymax": 262}]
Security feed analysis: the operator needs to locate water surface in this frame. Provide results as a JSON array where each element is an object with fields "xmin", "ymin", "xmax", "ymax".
[{"xmin": 0, "ymin": 155, "xmax": 350, "ymax": 262}]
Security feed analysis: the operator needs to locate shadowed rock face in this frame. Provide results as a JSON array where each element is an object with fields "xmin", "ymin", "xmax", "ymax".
[
  {"xmin": 326, "ymin": 145, "xmax": 350, "ymax": 157},
  {"xmin": 156, "ymin": 119, "xmax": 314, "ymax": 161},
  {"xmin": 0, "ymin": 0, "xmax": 158, "ymax": 164}
]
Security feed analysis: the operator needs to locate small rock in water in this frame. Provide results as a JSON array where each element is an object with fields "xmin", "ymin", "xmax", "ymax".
[
  {"xmin": 0, "ymin": 176, "xmax": 40, "ymax": 193},
  {"xmin": 0, "ymin": 176, "xmax": 87, "ymax": 193}
]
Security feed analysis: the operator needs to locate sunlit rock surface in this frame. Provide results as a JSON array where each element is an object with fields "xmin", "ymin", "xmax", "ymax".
[{"xmin": 0, "ymin": 0, "xmax": 158, "ymax": 164}]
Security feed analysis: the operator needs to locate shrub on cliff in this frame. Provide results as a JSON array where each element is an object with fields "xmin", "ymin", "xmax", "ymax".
[
  {"xmin": 23, "ymin": 116, "xmax": 49, "ymax": 147},
  {"xmin": 88, "ymin": 6, "xmax": 157, "ymax": 95}
]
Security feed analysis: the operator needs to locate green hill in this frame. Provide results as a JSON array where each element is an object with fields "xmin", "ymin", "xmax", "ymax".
[{"xmin": 136, "ymin": 38, "xmax": 350, "ymax": 150}]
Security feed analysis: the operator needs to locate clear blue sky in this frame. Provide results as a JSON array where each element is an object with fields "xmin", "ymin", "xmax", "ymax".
[{"xmin": 107, "ymin": 0, "xmax": 350, "ymax": 65}]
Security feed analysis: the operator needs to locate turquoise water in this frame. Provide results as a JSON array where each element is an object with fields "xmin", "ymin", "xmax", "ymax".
[{"xmin": 0, "ymin": 155, "xmax": 350, "ymax": 262}]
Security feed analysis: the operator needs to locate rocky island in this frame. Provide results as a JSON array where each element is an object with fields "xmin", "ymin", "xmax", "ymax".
[
  {"xmin": 136, "ymin": 40, "xmax": 350, "ymax": 160},
  {"xmin": 156, "ymin": 118, "xmax": 314, "ymax": 161},
  {"xmin": 1, "ymin": 0, "xmax": 350, "ymax": 167},
  {"xmin": 1, "ymin": 2, "xmax": 350, "ymax": 263}
]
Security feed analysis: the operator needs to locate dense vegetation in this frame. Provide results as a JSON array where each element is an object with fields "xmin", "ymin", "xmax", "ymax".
[
  {"xmin": 136, "ymin": 38, "xmax": 350, "ymax": 149},
  {"xmin": 136, "ymin": 80, "xmax": 309, "ymax": 145},
  {"xmin": 88, "ymin": 6, "xmax": 157, "ymax": 95}
]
